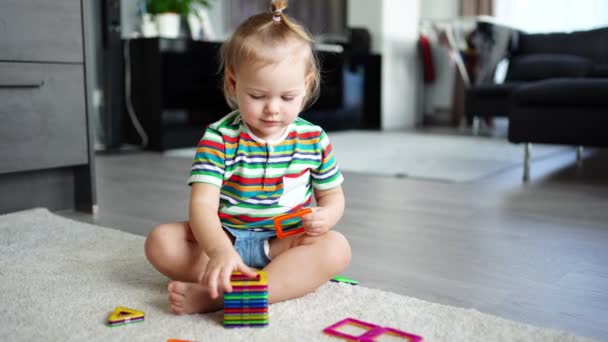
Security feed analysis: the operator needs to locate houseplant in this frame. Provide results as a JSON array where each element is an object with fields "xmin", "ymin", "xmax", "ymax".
[{"xmin": 146, "ymin": 0, "xmax": 211, "ymax": 38}]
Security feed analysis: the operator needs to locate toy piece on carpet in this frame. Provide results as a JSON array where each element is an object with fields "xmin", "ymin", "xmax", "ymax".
[
  {"xmin": 323, "ymin": 317, "xmax": 423, "ymax": 341},
  {"xmin": 167, "ymin": 339, "xmax": 198, "ymax": 342},
  {"xmin": 331, "ymin": 275, "xmax": 359, "ymax": 285},
  {"xmin": 107, "ymin": 306, "xmax": 145, "ymax": 327},
  {"xmin": 273, "ymin": 208, "xmax": 312, "ymax": 238},
  {"xmin": 224, "ymin": 270, "xmax": 268, "ymax": 328}
]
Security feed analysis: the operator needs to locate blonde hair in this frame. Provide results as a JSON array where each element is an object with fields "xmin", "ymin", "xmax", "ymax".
[{"xmin": 220, "ymin": 0, "xmax": 321, "ymax": 110}]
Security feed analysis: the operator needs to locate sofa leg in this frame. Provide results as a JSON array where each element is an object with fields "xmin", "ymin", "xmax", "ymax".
[
  {"xmin": 576, "ymin": 146, "xmax": 584, "ymax": 166},
  {"xmin": 472, "ymin": 117, "xmax": 480, "ymax": 135},
  {"xmin": 523, "ymin": 143, "xmax": 531, "ymax": 182}
]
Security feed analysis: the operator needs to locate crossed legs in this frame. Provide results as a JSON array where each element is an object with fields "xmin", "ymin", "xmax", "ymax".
[{"xmin": 145, "ymin": 222, "xmax": 352, "ymax": 314}]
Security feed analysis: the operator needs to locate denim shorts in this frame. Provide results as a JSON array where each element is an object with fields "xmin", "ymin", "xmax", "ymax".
[{"xmin": 223, "ymin": 226, "xmax": 276, "ymax": 269}]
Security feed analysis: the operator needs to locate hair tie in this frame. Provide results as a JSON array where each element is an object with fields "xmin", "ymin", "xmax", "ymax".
[{"xmin": 272, "ymin": 9, "xmax": 282, "ymax": 22}]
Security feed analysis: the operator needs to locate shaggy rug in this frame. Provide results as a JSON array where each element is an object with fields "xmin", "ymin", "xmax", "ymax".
[
  {"xmin": 164, "ymin": 131, "xmax": 568, "ymax": 182},
  {"xmin": 0, "ymin": 208, "xmax": 595, "ymax": 341}
]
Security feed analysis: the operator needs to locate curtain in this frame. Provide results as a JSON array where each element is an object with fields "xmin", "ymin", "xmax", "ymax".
[
  {"xmin": 225, "ymin": 0, "xmax": 347, "ymax": 37},
  {"xmin": 460, "ymin": 0, "xmax": 493, "ymax": 17}
]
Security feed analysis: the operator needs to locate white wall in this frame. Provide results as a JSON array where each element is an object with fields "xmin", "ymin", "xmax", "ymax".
[
  {"xmin": 347, "ymin": 0, "xmax": 383, "ymax": 54},
  {"xmin": 120, "ymin": 0, "xmax": 138, "ymax": 38},
  {"xmin": 348, "ymin": 0, "xmax": 421, "ymax": 130},
  {"xmin": 381, "ymin": 0, "xmax": 421, "ymax": 129},
  {"xmin": 420, "ymin": 0, "xmax": 459, "ymax": 115},
  {"xmin": 420, "ymin": 0, "xmax": 459, "ymax": 21}
]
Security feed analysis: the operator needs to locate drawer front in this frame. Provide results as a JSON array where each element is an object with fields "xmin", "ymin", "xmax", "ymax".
[
  {"xmin": 0, "ymin": 62, "xmax": 89, "ymax": 174},
  {"xmin": 0, "ymin": 0, "xmax": 83, "ymax": 62}
]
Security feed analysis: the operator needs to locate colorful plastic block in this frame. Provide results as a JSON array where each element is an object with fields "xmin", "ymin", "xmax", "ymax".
[
  {"xmin": 107, "ymin": 306, "xmax": 145, "ymax": 327},
  {"xmin": 323, "ymin": 317, "xmax": 423, "ymax": 341},
  {"xmin": 273, "ymin": 208, "xmax": 312, "ymax": 238},
  {"xmin": 359, "ymin": 327, "xmax": 423, "ymax": 342},
  {"xmin": 331, "ymin": 276, "xmax": 359, "ymax": 285},
  {"xmin": 323, "ymin": 317, "xmax": 379, "ymax": 341},
  {"xmin": 224, "ymin": 271, "xmax": 269, "ymax": 328}
]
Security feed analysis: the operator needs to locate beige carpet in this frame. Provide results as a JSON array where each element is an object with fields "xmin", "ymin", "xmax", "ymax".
[
  {"xmin": 165, "ymin": 131, "xmax": 569, "ymax": 182},
  {"xmin": 0, "ymin": 208, "xmax": 596, "ymax": 341}
]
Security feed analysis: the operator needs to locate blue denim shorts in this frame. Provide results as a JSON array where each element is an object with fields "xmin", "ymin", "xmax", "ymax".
[{"xmin": 223, "ymin": 227, "xmax": 276, "ymax": 269}]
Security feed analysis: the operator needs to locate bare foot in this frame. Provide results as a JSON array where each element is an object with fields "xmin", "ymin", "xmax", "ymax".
[{"xmin": 167, "ymin": 281, "xmax": 222, "ymax": 314}]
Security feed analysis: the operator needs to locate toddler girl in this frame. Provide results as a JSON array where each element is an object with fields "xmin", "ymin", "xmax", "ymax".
[{"xmin": 145, "ymin": 0, "xmax": 351, "ymax": 314}]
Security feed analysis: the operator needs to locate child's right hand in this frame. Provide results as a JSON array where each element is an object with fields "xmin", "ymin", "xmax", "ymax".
[{"xmin": 200, "ymin": 248, "xmax": 258, "ymax": 299}]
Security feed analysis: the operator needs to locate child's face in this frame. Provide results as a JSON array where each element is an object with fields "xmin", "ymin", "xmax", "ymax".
[{"xmin": 229, "ymin": 54, "xmax": 309, "ymax": 141}]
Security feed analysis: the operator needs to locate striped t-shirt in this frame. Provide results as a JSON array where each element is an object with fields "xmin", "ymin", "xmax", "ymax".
[{"xmin": 188, "ymin": 111, "xmax": 343, "ymax": 231}]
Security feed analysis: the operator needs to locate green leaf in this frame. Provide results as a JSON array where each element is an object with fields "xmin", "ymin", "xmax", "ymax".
[{"xmin": 146, "ymin": 0, "xmax": 211, "ymax": 16}]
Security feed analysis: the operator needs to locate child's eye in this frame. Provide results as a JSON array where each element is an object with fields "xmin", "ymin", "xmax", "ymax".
[
  {"xmin": 282, "ymin": 96, "xmax": 295, "ymax": 101},
  {"xmin": 249, "ymin": 94, "xmax": 264, "ymax": 100}
]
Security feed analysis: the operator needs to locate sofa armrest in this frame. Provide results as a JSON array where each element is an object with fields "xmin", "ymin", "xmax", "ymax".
[{"xmin": 506, "ymin": 54, "xmax": 593, "ymax": 81}]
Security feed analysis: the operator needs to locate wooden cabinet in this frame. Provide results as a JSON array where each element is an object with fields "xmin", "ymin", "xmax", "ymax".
[
  {"xmin": 0, "ymin": 0, "xmax": 95, "ymax": 213},
  {"xmin": 0, "ymin": 0, "xmax": 84, "ymax": 63}
]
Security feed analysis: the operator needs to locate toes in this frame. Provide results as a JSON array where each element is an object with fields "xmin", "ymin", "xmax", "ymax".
[
  {"xmin": 168, "ymin": 291, "xmax": 184, "ymax": 303},
  {"xmin": 168, "ymin": 281, "xmax": 187, "ymax": 314},
  {"xmin": 166, "ymin": 281, "xmax": 217, "ymax": 314},
  {"xmin": 170, "ymin": 303, "xmax": 185, "ymax": 315},
  {"xmin": 169, "ymin": 294, "xmax": 185, "ymax": 314},
  {"xmin": 168, "ymin": 281, "xmax": 187, "ymax": 294}
]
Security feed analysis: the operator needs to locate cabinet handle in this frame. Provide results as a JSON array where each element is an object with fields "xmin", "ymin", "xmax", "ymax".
[{"xmin": 0, "ymin": 81, "xmax": 45, "ymax": 89}]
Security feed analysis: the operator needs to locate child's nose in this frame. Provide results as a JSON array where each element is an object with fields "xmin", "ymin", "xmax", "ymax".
[{"xmin": 265, "ymin": 100, "xmax": 280, "ymax": 115}]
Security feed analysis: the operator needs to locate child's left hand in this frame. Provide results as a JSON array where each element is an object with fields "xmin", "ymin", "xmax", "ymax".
[{"xmin": 301, "ymin": 207, "xmax": 332, "ymax": 236}]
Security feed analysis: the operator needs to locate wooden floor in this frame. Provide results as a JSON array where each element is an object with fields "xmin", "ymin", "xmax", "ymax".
[{"xmin": 60, "ymin": 133, "xmax": 608, "ymax": 341}]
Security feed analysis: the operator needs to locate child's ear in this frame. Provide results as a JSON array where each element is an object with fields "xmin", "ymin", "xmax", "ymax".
[
  {"xmin": 226, "ymin": 67, "xmax": 237, "ymax": 94},
  {"xmin": 304, "ymin": 72, "xmax": 314, "ymax": 88}
]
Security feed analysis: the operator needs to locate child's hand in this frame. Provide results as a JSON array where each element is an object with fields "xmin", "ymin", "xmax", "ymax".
[
  {"xmin": 200, "ymin": 248, "xmax": 257, "ymax": 299},
  {"xmin": 301, "ymin": 207, "xmax": 332, "ymax": 236}
]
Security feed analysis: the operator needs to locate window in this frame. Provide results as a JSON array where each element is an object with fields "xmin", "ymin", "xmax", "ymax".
[{"xmin": 493, "ymin": 0, "xmax": 608, "ymax": 33}]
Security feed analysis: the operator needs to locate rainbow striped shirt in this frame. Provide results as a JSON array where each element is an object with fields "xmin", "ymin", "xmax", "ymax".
[{"xmin": 188, "ymin": 111, "xmax": 343, "ymax": 231}]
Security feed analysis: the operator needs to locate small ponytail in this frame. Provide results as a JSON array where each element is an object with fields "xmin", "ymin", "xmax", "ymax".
[
  {"xmin": 271, "ymin": 0, "xmax": 287, "ymax": 23},
  {"xmin": 268, "ymin": 0, "xmax": 312, "ymax": 43},
  {"xmin": 271, "ymin": 1, "xmax": 288, "ymax": 14}
]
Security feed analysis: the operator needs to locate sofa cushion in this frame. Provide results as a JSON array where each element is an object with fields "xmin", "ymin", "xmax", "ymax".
[
  {"xmin": 465, "ymin": 82, "xmax": 522, "ymax": 96},
  {"xmin": 512, "ymin": 27, "xmax": 608, "ymax": 65},
  {"xmin": 506, "ymin": 54, "xmax": 593, "ymax": 81},
  {"xmin": 512, "ymin": 78, "xmax": 608, "ymax": 106},
  {"xmin": 590, "ymin": 64, "xmax": 608, "ymax": 77}
]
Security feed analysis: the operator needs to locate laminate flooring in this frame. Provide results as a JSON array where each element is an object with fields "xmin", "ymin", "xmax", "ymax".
[{"xmin": 60, "ymin": 139, "xmax": 608, "ymax": 341}]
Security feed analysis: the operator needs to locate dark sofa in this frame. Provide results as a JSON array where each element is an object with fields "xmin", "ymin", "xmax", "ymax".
[{"xmin": 465, "ymin": 25, "xmax": 608, "ymax": 180}]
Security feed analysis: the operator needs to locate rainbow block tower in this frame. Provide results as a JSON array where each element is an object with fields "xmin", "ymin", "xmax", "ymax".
[{"xmin": 223, "ymin": 271, "xmax": 269, "ymax": 328}]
